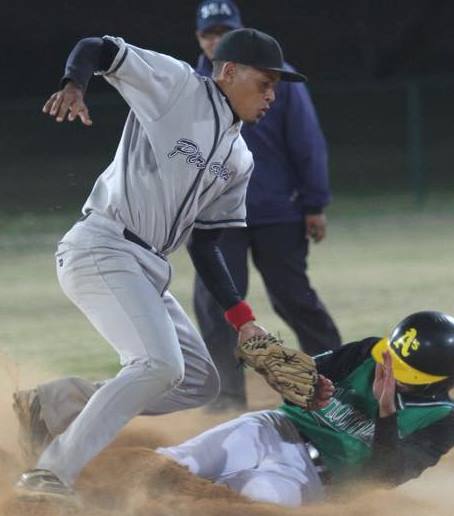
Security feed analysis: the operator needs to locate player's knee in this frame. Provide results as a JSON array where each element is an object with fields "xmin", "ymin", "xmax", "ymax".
[
  {"xmin": 128, "ymin": 357, "xmax": 184, "ymax": 391},
  {"xmin": 164, "ymin": 361, "xmax": 185, "ymax": 389},
  {"xmin": 152, "ymin": 357, "xmax": 185, "ymax": 389}
]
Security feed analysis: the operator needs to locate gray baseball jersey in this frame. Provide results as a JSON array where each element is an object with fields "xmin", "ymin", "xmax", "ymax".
[{"xmin": 83, "ymin": 36, "xmax": 254, "ymax": 254}]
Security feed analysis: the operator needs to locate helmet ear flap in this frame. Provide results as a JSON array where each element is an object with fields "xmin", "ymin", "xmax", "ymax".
[{"xmin": 419, "ymin": 378, "xmax": 454, "ymax": 398}]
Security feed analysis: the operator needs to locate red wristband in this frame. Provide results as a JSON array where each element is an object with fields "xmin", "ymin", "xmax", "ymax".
[{"xmin": 224, "ymin": 301, "xmax": 256, "ymax": 331}]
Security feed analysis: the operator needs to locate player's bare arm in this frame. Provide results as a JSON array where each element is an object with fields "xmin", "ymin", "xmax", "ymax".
[{"xmin": 42, "ymin": 81, "xmax": 92, "ymax": 126}]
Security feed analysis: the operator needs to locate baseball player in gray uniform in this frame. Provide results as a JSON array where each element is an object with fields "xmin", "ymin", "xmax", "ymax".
[{"xmin": 15, "ymin": 28, "xmax": 306, "ymax": 504}]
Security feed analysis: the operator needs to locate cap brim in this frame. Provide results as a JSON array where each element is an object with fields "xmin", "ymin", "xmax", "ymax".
[
  {"xmin": 266, "ymin": 67, "xmax": 307, "ymax": 82},
  {"xmin": 371, "ymin": 337, "xmax": 448, "ymax": 385},
  {"xmin": 198, "ymin": 20, "xmax": 242, "ymax": 33}
]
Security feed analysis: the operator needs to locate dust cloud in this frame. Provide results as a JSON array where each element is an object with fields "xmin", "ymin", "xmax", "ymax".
[{"xmin": 0, "ymin": 356, "xmax": 453, "ymax": 516}]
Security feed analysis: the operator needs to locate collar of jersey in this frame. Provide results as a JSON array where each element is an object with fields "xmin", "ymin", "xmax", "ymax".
[{"xmin": 212, "ymin": 80, "xmax": 241, "ymax": 125}]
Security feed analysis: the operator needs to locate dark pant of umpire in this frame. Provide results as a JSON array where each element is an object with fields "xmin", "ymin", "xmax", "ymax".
[{"xmin": 193, "ymin": 222, "xmax": 342, "ymax": 409}]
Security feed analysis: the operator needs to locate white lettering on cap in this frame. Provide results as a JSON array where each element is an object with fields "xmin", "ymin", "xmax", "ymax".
[{"xmin": 200, "ymin": 2, "xmax": 233, "ymax": 19}]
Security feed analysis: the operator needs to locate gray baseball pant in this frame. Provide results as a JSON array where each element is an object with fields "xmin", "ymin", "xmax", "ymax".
[
  {"xmin": 36, "ymin": 214, "xmax": 220, "ymax": 485},
  {"xmin": 158, "ymin": 410, "xmax": 325, "ymax": 507}
]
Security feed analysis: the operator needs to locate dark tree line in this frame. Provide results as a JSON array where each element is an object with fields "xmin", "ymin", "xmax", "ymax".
[{"xmin": 3, "ymin": 0, "xmax": 454, "ymax": 99}]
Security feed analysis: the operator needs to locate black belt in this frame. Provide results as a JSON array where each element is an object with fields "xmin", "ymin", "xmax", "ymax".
[
  {"xmin": 79, "ymin": 211, "xmax": 152, "ymax": 251},
  {"xmin": 123, "ymin": 228, "xmax": 152, "ymax": 250}
]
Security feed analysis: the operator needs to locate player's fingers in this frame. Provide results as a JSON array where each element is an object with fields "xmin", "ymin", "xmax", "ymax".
[
  {"xmin": 322, "ymin": 381, "xmax": 335, "ymax": 397},
  {"xmin": 375, "ymin": 362, "xmax": 384, "ymax": 381},
  {"xmin": 51, "ymin": 93, "xmax": 66, "ymax": 117},
  {"xmin": 383, "ymin": 354, "xmax": 396, "ymax": 387},
  {"xmin": 42, "ymin": 93, "xmax": 58, "ymax": 114},
  {"xmin": 68, "ymin": 102, "xmax": 84, "ymax": 122},
  {"xmin": 44, "ymin": 92, "xmax": 63, "ymax": 117},
  {"xmin": 385, "ymin": 374, "xmax": 396, "ymax": 392},
  {"xmin": 318, "ymin": 374, "xmax": 333, "ymax": 387},
  {"xmin": 316, "ymin": 398, "xmax": 332, "ymax": 409},
  {"xmin": 383, "ymin": 351, "xmax": 394, "ymax": 377},
  {"xmin": 77, "ymin": 105, "xmax": 93, "ymax": 126},
  {"xmin": 383, "ymin": 350, "xmax": 392, "ymax": 367},
  {"xmin": 55, "ymin": 96, "xmax": 73, "ymax": 122},
  {"xmin": 318, "ymin": 377, "xmax": 334, "ymax": 399}
]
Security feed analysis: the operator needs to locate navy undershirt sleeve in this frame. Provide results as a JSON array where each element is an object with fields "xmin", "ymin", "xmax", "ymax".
[
  {"xmin": 60, "ymin": 37, "xmax": 119, "ymax": 91},
  {"xmin": 187, "ymin": 228, "xmax": 242, "ymax": 311}
]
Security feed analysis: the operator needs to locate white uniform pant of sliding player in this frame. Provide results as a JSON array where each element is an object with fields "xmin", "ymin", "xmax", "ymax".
[
  {"xmin": 37, "ymin": 213, "xmax": 219, "ymax": 485},
  {"xmin": 158, "ymin": 410, "xmax": 325, "ymax": 507}
]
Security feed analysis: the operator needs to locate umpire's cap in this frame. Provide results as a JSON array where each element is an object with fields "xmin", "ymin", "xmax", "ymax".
[
  {"xmin": 196, "ymin": 1, "xmax": 242, "ymax": 32},
  {"xmin": 213, "ymin": 28, "xmax": 307, "ymax": 82},
  {"xmin": 372, "ymin": 311, "xmax": 454, "ymax": 385}
]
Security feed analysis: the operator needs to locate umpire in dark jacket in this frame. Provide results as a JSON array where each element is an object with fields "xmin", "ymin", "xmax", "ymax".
[{"xmin": 193, "ymin": 0, "xmax": 341, "ymax": 410}]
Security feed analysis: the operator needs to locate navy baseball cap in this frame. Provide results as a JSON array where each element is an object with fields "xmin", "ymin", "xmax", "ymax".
[
  {"xmin": 196, "ymin": 0, "xmax": 242, "ymax": 33},
  {"xmin": 213, "ymin": 28, "xmax": 307, "ymax": 82}
]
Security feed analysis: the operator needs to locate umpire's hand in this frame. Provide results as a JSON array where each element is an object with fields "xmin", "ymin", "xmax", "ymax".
[
  {"xmin": 305, "ymin": 214, "xmax": 327, "ymax": 243},
  {"xmin": 42, "ymin": 81, "xmax": 93, "ymax": 126}
]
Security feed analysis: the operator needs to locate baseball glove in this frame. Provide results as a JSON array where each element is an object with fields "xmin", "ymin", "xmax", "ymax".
[{"xmin": 236, "ymin": 334, "xmax": 318, "ymax": 408}]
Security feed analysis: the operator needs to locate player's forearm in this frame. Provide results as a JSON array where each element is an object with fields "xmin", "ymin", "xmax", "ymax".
[
  {"xmin": 365, "ymin": 413, "xmax": 441, "ymax": 486},
  {"xmin": 188, "ymin": 228, "xmax": 243, "ymax": 310},
  {"xmin": 361, "ymin": 414, "xmax": 402, "ymax": 485},
  {"xmin": 60, "ymin": 37, "xmax": 119, "ymax": 92},
  {"xmin": 366, "ymin": 412, "xmax": 430, "ymax": 486},
  {"xmin": 188, "ymin": 229, "xmax": 255, "ymax": 330},
  {"xmin": 315, "ymin": 338, "xmax": 379, "ymax": 381}
]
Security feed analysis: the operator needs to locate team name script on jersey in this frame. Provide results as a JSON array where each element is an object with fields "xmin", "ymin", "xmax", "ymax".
[
  {"xmin": 168, "ymin": 138, "xmax": 232, "ymax": 182},
  {"xmin": 312, "ymin": 386, "xmax": 376, "ymax": 445}
]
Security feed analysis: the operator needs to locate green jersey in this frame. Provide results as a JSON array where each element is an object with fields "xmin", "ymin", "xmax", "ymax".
[{"xmin": 280, "ymin": 354, "xmax": 453, "ymax": 482}]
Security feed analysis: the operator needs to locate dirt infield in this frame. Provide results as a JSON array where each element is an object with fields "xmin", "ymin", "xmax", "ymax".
[{"xmin": 0, "ymin": 361, "xmax": 453, "ymax": 516}]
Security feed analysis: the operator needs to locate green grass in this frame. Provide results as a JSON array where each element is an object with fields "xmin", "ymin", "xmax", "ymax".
[{"xmin": 1, "ymin": 194, "xmax": 454, "ymax": 378}]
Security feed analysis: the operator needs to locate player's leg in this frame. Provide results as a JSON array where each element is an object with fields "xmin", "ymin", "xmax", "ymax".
[
  {"xmin": 13, "ymin": 377, "xmax": 100, "ymax": 464},
  {"xmin": 192, "ymin": 228, "xmax": 250, "ymax": 410},
  {"xmin": 34, "ymin": 243, "xmax": 185, "ymax": 486},
  {"xmin": 157, "ymin": 410, "xmax": 277, "ymax": 479},
  {"xmin": 158, "ymin": 409, "xmax": 324, "ymax": 506},
  {"xmin": 140, "ymin": 291, "xmax": 220, "ymax": 414},
  {"xmin": 250, "ymin": 222, "xmax": 341, "ymax": 355},
  {"xmin": 221, "ymin": 468, "xmax": 320, "ymax": 507},
  {"xmin": 14, "ymin": 295, "xmax": 220, "ymax": 460},
  {"xmin": 36, "ymin": 377, "xmax": 100, "ymax": 435}
]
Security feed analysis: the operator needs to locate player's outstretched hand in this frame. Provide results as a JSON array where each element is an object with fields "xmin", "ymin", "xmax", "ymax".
[
  {"xmin": 42, "ymin": 81, "xmax": 93, "ymax": 126},
  {"xmin": 373, "ymin": 350, "xmax": 397, "ymax": 417}
]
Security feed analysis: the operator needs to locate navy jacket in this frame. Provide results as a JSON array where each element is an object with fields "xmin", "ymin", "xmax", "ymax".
[{"xmin": 196, "ymin": 55, "xmax": 331, "ymax": 226}]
